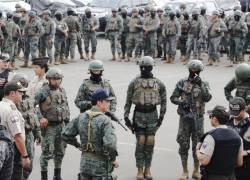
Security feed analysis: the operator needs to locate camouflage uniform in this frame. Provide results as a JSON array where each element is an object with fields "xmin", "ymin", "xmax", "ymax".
[
  {"xmin": 198, "ymin": 11, "xmax": 209, "ymax": 59},
  {"xmin": 81, "ymin": 9, "xmax": 99, "ymax": 60},
  {"xmin": 228, "ymin": 10, "xmax": 248, "ymax": 63},
  {"xmin": 120, "ymin": 9, "xmax": 130, "ymax": 60},
  {"xmin": 62, "ymin": 105, "xmax": 117, "ymax": 180},
  {"xmin": 126, "ymin": 8, "xmax": 143, "ymax": 61},
  {"xmin": 179, "ymin": 11, "xmax": 190, "ymax": 61},
  {"xmin": 124, "ymin": 56, "xmax": 166, "ymax": 179},
  {"xmin": 244, "ymin": 12, "xmax": 250, "ymax": 59},
  {"xmin": 105, "ymin": 10, "xmax": 123, "ymax": 60},
  {"xmin": 40, "ymin": 11, "xmax": 56, "ymax": 63},
  {"xmin": 17, "ymin": 10, "xmax": 28, "ymax": 58},
  {"xmin": 170, "ymin": 60, "xmax": 212, "ymax": 180},
  {"xmin": 34, "ymin": 68, "xmax": 70, "ymax": 180},
  {"xmin": 156, "ymin": 8, "xmax": 164, "ymax": 58}
]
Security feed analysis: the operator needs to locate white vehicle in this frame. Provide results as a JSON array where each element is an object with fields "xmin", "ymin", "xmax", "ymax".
[{"xmin": 0, "ymin": 0, "xmax": 31, "ymax": 13}]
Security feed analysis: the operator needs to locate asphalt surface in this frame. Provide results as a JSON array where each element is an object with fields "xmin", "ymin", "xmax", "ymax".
[{"xmin": 14, "ymin": 38, "xmax": 248, "ymax": 180}]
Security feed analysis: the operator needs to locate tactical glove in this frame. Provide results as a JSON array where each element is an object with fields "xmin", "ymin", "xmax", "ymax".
[
  {"xmin": 124, "ymin": 117, "xmax": 134, "ymax": 133},
  {"xmin": 157, "ymin": 116, "xmax": 164, "ymax": 127},
  {"xmin": 193, "ymin": 76, "xmax": 202, "ymax": 86}
]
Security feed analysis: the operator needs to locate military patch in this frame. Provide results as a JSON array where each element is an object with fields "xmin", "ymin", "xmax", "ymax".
[
  {"xmin": 11, "ymin": 116, "xmax": 19, "ymax": 123},
  {"xmin": 10, "ymin": 104, "xmax": 16, "ymax": 110},
  {"xmin": 201, "ymin": 142, "xmax": 208, "ymax": 150}
]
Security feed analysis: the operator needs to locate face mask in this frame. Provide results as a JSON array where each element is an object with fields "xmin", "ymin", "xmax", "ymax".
[
  {"xmin": 201, "ymin": 9, "xmax": 206, "ymax": 15},
  {"xmin": 184, "ymin": 14, "xmax": 189, "ymax": 20},
  {"xmin": 121, "ymin": 13, "xmax": 127, "ymax": 18},
  {"xmin": 170, "ymin": 14, "xmax": 175, "ymax": 20},
  {"xmin": 220, "ymin": 13, "xmax": 225, "ymax": 19},
  {"xmin": 176, "ymin": 13, "xmax": 181, "ymax": 18},
  {"xmin": 189, "ymin": 70, "xmax": 200, "ymax": 79},
  {"xmin": 234, "ymin": 15, "xmax": 240, "ymax": 21},
  {"xmin": 140, "ymin": 66, "xmax": 153, "ymax": 78},
  {"xmin": 151, "ymin": 12, "xmax": 156, "ymax": 18},
  {"xmin": 55, "ymin": 14, "xmax": 62, "ymax": 21},
  {"xmin": 192, "ymin": 15, "xmax": 198, "ymax": 20},
  {"xmin": 86, "ymin": 12, "xmax": 91, "ymax": 18},
  {"xmin": 90, "ymin": 71, "xmax": 102, "ymax": 82}
]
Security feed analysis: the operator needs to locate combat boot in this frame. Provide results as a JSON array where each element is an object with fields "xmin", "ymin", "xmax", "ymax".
[
  {"xmin": 41, "ymin": 171, "xmax": 48, "ymax": 180},
  {"xmin": 90, "ymin": 52, "xmax": 95, "ymax": 60},
  {"xmin": 170, "ymin": 56, "xmax": 175, "ymax": 64},
  {"xmin": 53, "ymin": 168, "xmax": 63, "ymax": 180},
  {"xmin": 206, "ymin": 59, "xmax": 213, "ymax": 66},
  {"xmin": 80, "ymin": 53, "xmax": 85, "ymax": 60},
  {"xmin": 60, "ymin": 59, "xmax": 68, "ymax": 64},
  {"xmin": 20, "ymin": 61, "xmax": 28, "ymax": 68},
  {"xmin": 54, "ymin": 60, "xmax": 60, "ymax": 65},
  {"xmin": 136, "ymin": 168, "xmax": 144, "ymax": 180},
  {"xmin": 85, "ymin": 52, "xmax": 90, "ymax": 60},
  {"xmin": 121, "ymin": 54, "xmax": 126, "ymax": 59},
  {"xmin": 180, "ymin": 55, "xmax": 185, "ymax": 62},
  {"xmin": 118, "ymin": 53, "xmax": 121, "ymax": 60},
  {"xmin": 144, "ymin": 167, "xmax": 153, "ymax": 180},
  {"xmin": 10, "ymin": 61, "xmax": 18, "ymax": 70},
  {"xmin": 112, "ymin": 54, "xmax": 116, "ymax": 61},
  {"xmin": 180, "ymin": 160, "xmax": 188, "ymax": 180},
  {"xmin": 165, "ymin": 56, "xmax": 171, "ymax": 63},
  {"xmin": 192, "ymin": 162, "xmax": 201, "ymax": 179}
]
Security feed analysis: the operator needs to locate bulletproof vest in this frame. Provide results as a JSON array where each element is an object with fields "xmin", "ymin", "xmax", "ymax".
[
  {"xmin": 180, "ymin": 19, "xmax": 190, "ymax": 35},
  {"xmin": 82, "ymin": 15, "xmax": 94, "ymax": 32},
  {"xmin": 128, "ymin": 16, "xmax": 142, "ymax": 33},
  {"xmin": 122, "ymin": 17, "xmax": 130, "ymax": 33},
  {"xmin": 26, "ymin": 20, "xmax": 40, "ymax": 36},
  {"xmin": 84, "ymin": 79, "xmax": 111, "ymax": 100},
  {"xmin": 228, "ymin": 20, "xmax": 244, "ymax": 37},
  {"xmin": 17, "ymin": 98, "xmax": 37, "ymax": 131},
  {"xmin": 0, "ymin": 69, "xmax": 9, "ymax": 101},
  {"xmin": 228, "ymin": 117, "xmax": 250, "ymax": 169},
  {"xmin": 19, "ymin": 16, "xmax": 27, "ymax": 30},
  {"xmin": 43, "ymin": 19, "xmax": 53, "ymax": 35},
  {"xmin": 189, "ymin": 19, "xmax": 200, "ymax": 37},
  {"xmin": 164, "ymin": 20, "xmax": 178, "ymax": 36},
  {"xmin": 208, "ymin": 19, "xmax": 222, "ymax": 38},
  {"xmin": 204, "ymin": 128, "xmax": 241, "ymax": 175},
  {"xmin": 144, "ymin": 16, "xmax": 158, "ymax": 32},
  {"xmin": 235, "ymin": 81, "xmax": 250, "ymax": 105},
  {"xmin": 64, "ymin": 16, "xmax": 78, "ymax": 32},
  {"xmin": 106, "ymin": 16, "xmax": 119, "ymax": 31},
  {"xmin": 132, "ymin": 77, "xmax": 161, "ymax": 106},
  {"xmin": 55, "ymin": 20, "xmax": 66, "ymax": 37},
  {"xmin": 40, "ymin": 85, "xmax": 69, "ymax": 122}
]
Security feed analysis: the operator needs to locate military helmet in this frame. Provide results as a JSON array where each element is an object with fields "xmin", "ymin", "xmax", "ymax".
[
  {"xmin": 132, "ymin": 7, "xmax": 139, "ymax": 13},
  {"xmin": 28, "ymin": 11, "xmax": 36, "ymax": 17},
  {"xmin": 169, "ymin": 10, "xmax": 176, "ymax": 16},
  {"xmin": 20, "ymin": 7, "xmax": 27, "ymax": 12},
  {"xmin": 200, "ymin": 6, "xmax": 206, "ymax": 11},
  {"xmin": 6, "ymin": 12, "xmax": 13, "ymax": 19},
  {"xmin": 121, "ymin": 8, "xmax": 127, "ymax": 14},
  {"xmin": 46, "ymin": 68, "xmax": 63, "ymax": 79},
  {"xmin": 43, "ymin": 10, "xmax": 51, "ymax": 16},
  {"xmin": 88, "ymin": 60, "xmax": 104, "ymax": 71},
  {"xmin": 234, "ymin": 5, "xmax": 241, "ymax": 11},
  {"xmin": 187, "ymin": 60, "xmax": 204, "ymax": 71},
  {"xmin": 234, "ymin": 10, "xmax": 242, "ymax": 16},
  {"xmin": 150, "ymin": 7, "xmax": 156, "ymax": 12},
  {"xmin": 138, "ymin": 56, "xmax": 155, "ymax": 67},
  {"xmin": 111, "ymin": 8, "xmax": 118, "ymax": 12},
  {"xmin": 85, "ymin": 8, "xmax": 91, "ymax": 13},
  {"xmin": 144, "ymin": 6, "xmax": 151, "ymax": 12},
  {"xmin": 67, "ymin": 7, "xmax": 74, "ymax": 12},
  {"xmin": 11, "ymin": 73, "xmax": 29, "ymax": 88},
  {"xmin": 235, "ymin": 63, "xmax": 250, "ymax": 82},
  {"xmin": 164, "ymin": 5, "xmax": 172, "ymax": 12},
  {"xmin": 15, "ymin": 3, "xmax": 21, "ymax": 9},
  {"xmin": 55, "ymin": 10, "xmax": 63, "ymax": 15},
  {"xmin": 180, "ymin": 3, "xmax": 186, "ymax": 9},
  {"xmin": 192, "ymin": 8, "xmax": 200, "ymax": 15},
  {"xmin": 212, "ymin": 10, "xmax": 220, "ymax": 16}
]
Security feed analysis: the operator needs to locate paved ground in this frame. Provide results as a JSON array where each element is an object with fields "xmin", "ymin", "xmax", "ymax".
[{"xmin": 14, "ymin": 38, "xmax": 248, "ymax": 180}]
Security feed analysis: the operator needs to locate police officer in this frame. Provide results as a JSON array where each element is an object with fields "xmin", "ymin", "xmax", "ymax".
[
  {"xmin": 224, "ymin": 63, "xmax": 250, "ymax": 112},
  {"xmin": 62, "ymin": 88, "xmax": 119, "ymax": 180},
  {"xmin": 34, "ymin": 68, "xmax": 70, "ymax": 180},
  {"xmin": 170, "ymin": 60, "xmax": 212, "ymax": 180},
  {"xmin": 75, "ymin": 60, "xmax": 117, "ymax": 113},
  {"xmin": 197, "ymin": 105, "xmax": 243, "ymax": 180},
  {"xmin": 0, "ymin": 53, "xmax": 10, "ymax": 101},
  {"xmin": 0, "ymin": 81, "xmax": 31, "ymax": 180},
  {"xmin": 124, "ymin": 56, "xmax": 166, "ymax": 180},
  {"xmin": 227, "ymin": 97, "xmax": 250, "ymax": 180}
]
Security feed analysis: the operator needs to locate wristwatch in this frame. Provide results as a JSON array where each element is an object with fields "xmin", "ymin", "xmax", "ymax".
[{"xmin": 22, "ymin": 155, "xmax": 29, "ymax": 159}]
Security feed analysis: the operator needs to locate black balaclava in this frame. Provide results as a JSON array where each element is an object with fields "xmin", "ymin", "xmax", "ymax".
[
  {"xmin": 201, "ymin": 9, "xmax": 206, "ymax": 15},
  {"xmin": 67, "ymin": 11, "xmax": 74, "ymax": 16},
  {"xmin": 121, "ymin": 12, "xmax": 127, "ymax": 19},
  {"xmin": 90, "ymin": 71, "xmax": 103, "ymax": 83},
  {"xmin": 170, "ymin": 13, "xmax": 175, "ymax": 20},
  {"xmin": 189, "ymin": 69, "xmax": 200, "ymax": 80},
  {"xmin": 151, "ymin": 11, "xmax": 156, "ymax": 18},
  {"xmin": 86, "ymin": 12, "xmax": 91, "ymax": 18},
  {"xmin": 234, "ymin": 15, "xmax": 241, "ymax": 21},
  {"xmin": 55, "ymin": 14, "xmax": 62, "ymax": 21},
  {"xmin": 192, "ymin": 14, "xmax": 199, "ymax": 20},
  {"xmin": 0, "ymin": 12, "xmax": 2, "ymax": 18},
  {"xmin": 184, "ymin": 14, "xmax": 189, "ymax": 20},
  {"xmin": 140, "ymin": 66, "xmax": 153, "ymax": 78},
  {"xmin": 220, "ymin": 12, "xmax": 225, "ymax": 19},
  {"xmin": 176, "ymin": 12, "xmax": 181, "ymax": 18}
]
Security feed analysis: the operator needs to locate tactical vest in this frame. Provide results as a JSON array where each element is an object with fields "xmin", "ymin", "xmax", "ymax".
[
  {"xmin": 189, "ymin": 20, "xmax": 200, "ymax": 37},
  {"xmin": 229, "ymin": 21, "xmax": 245, "ymax": 37},
  {"xmin": 107, "ymin": 17, "xmax": 119, "ymax": 31},
  {"xmin": 129, "ymin": 17, "xmax": 142, "ymax": 33},
  {"xmin": 122, "ymin": 17, "xmax": 130, "ymax": 33},
  {"xmin": 164, "ymin": 20, "xmax": 178, "ymax": 36},
  {"xmin": 43, "ymin": 19, "xmax": 53, "ymax": 35},
  {"xmin": 228, "ymin": 117, "xmax": 250, "ymax": 169},
  {"xmin": 40, "ymin": 85, "xmax": 69, "ymax": 123},
  {"xmin": 0, "ymin": 69, "xmax": 9, "ymax": 101},
  {"xmin": 132, "ymin": 78, "xmax": 161, "ymax": 106},
  {"xmin": 84, "ymin": 79, "xmax": 111, "ymax": 100},
  {"xmin": 181, "ymin": 19, "xmax": 190, "ymax": 35},
  {"xmin": 64, "ymin": 16, "xmax": 78, "ymax": 32},
  {"xmin": 208, "ymin": 19, "xmax": 223, "ymax": 38},
  {"xmin": 26, "ymin": 20, "xmax": 40, "ymax": 36},
  {"xmin": 55, "ymin": 20, "xmax": 66, "ymax": 37},
  {"xmin": 235, "ymin": 81, "xmax": 250, "ymax": 105},
  {"xmin": 17, "ymin": 98, "xmax": 37, "ymax": 131},
  {"xmin": 204, "ymin": 128, "xmax": 241, "ymax": 175}
]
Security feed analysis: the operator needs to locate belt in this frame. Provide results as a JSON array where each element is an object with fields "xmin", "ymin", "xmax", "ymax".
[
  {"xmin": 135, "ymin": 105, "xmax": 156, "ymax": 113},
  {"xmin": 83, "ymin": 152, "xmax": 105, "ymax": 161}
]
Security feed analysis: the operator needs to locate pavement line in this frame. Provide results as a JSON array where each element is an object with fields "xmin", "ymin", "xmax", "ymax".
[{"xmin": 118, "ymin": 142, "xmax": 176, "ymax": 152}]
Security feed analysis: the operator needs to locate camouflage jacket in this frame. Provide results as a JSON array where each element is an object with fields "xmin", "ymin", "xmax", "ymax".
[
  {"xmin": 208, "ymin": 18, "xmax": 227, "ymax": 38},
  {"xmin": 128, "ymin": 15, "xmax": 143, "ymax": 33},
  {"xmin": 81, "ymin": 15, "xmax": 99, "ymax": 33},
  {"xmin": 54, "ymin": 19, "xmax": 68, "ymax": 38},
  {"xmin": 228, "ymin": 19, "xmax": 248, "ymax": 38},
  {"xmin": 63, "ymin": 15, "xmax": 80, "ymax": 32},
  {"xmin": 187, "ymin": 18, "xmax": 204, "ymax": 38},
  {"xmin": 5, "ymin": 19, "xmax": 20, "ymax": 42},
  {"xmin": 105, "ymin": 15, "xmax": 123, "ymax": 34},
  {"xmin": 74, "ymin": 79, "xmax": 117, "ymax": 113},
  {"xmin": 162, "ymin": 18, "xmax": 181, "ymax": 37},
  {"xmin": 62, "ymin": 107, "xmax": 117, "ymax": 176},
  {"xmin": 143, "ymin": 16, "xmax": 160, "ymax": 33},
  {"xmin": 170, "ymin": 77, "xmax": 212, "ymax": 116},
  {"xmin": 24, "ymin": 18, "xmax": 44, "ymax": 37},
  {"xmin": 42, "ymin": 18, "xmax": 56, "ymax": 39}
]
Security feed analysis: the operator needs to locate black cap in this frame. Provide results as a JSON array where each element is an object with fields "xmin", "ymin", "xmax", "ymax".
[
  {"xmin": 229, "ymin": 97, "xmax": 246, "ymax": 116},
  {"xmin": 32, "ymin": 57, "xmax": 49, "ymax": 65},
  {"xmin": 4, "ymin": 81, "xmax": 27, "ymax": 95},
  {"xmin": 91, "ymin": 88, "xmax": 114, "ymax": 102},
  {"xmin": 207, "ymin": 105, "xmax": 229, "ymax": 124},
  {"xmin": 0, "ymin": 53, "xmax": 10, "ymax": 61}
]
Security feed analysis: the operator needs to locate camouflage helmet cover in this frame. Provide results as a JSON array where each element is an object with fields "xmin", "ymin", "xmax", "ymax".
[
  {"xmin": 88, "ymin": 60, "xmax": 104, "ymax": 71},
  {"xmin": 235, "ymin": 63, "xmax": 250, "ymax": 82},
  {"xmin": 46, "ymin": 68, "xmax": 63, "ymax": 79},
  {"xmin": 138, "ymin": 56, "xmax": 155, "ymax": 67},
  {"xmin": 187, "ymin": 59, "xmax": 204, "ymax": 71}
]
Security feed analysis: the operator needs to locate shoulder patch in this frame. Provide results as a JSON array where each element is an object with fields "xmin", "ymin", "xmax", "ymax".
[
  {"xmin": 11, "ymin": 116, "xmax": 19, "ymax": 123},
  {"xmin": 10, "ymin": 104, "xmax": 16, "ymax": 111}
]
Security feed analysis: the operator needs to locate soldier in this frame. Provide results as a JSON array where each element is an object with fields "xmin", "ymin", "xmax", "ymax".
[
  {"xmin": 162, "ymin": 10, "xmax": 181, "ymax": 64},
  {"xmin": 224, "ymin": 63, "xmax": 250, "ymax": 112},
  {"xmin": 183, "ymin": 9, "xmax": 204, "ymax": 65},
  {"xmin": 34, "ymin": 68, "xmax": 70, "ymax": 180},
  {"xmin": 170, "ymin": 60, "xmax": 212, "ymax": 180},
  {"xmin": 156, "ymin": 8, "xmax": 164, "ymax": 58},
  {"xmin": 0, "ymin": 81, "xmax": 31, "ymax": 180},
  {"xmin": 244, "ymin": 12, "xmax": 250, "ymax": 61},
  {"xmin": 17, "ymin": 8, "xmax": 28, "ymax": 59},
  {"xmin": 64, "ymin": 7, "xmax": 80, "ymax": 61},
  {"xmin": 62, "ymin": 88, "xmax": 119, "ymax": 180},
  {"xmin": 75, "ymin": 60, "xmax": 116, "ymax": 113},
  {"xmin": 22, "ymin": 11, "xmax": 44, "ymax": 67},
  {"xmin": 143, "ymin": 8, "xmax": 160, "ymax": 57},
  {"xmin": 54, "ymin": 11, "xmax": 68, "ymax": 65},
  {"xmin": 126, "ymin": 7, "xmax": 143, "ymax": 62},
  {"xmin": 207, "ymin": 10, "xmax": 227, "ymax": 66},
  {"xmin": 81, "ymin": 8, "xmax": 99, "ymax": 60},
  {"xmin": 0, "ymin": 54, "xmax": 11, "ymax": 101},
  {"xmin": 15, "ymin": 4, "xmax": 22, "ymax": 14},
  {"xmin": 179, "ymin": 11, "xmax": 190, "ymax": 62},
  {"xmin": 105, "ymin": 8, "xmax": 123, "ymax": 61},
  {"xmin": 120, "ymin": 8, "xmax": 130, "ymax": 60},
  {"xmin": 11, "ymin": 73, "xmax": 41, "ymax": 180},
  {"xmin": 124, "ymin": 56, "xmax": 166, "ymax": 180},
  {"xmin": 219, "ymin": 9, "xmax": 230, "ymax": 61},
  {"xmin": 40, "ymin": 10, "xmax": 55, "ymax": 64},
  {"xmin": 228, "ymin": 10, "xmax": 248, "ymax": 64}
]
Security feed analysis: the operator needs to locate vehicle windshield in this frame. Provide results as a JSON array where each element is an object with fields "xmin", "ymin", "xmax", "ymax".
[
  {"xmin": 89, "ymin": 0, "xmax": 119, "ymax": 8},
  {"xmin": 0, "ymin": 0, "xmax": 19, "ymax": 1}
]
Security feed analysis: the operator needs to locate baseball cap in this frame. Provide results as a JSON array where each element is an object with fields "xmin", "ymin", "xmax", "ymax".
[
  {"xmin": 207, "ymin": 105, "xmax": 229, "ymax": 123},
  {"xmin": 91, "ymin": 89, "xmax": 114, "ymax": 102},
  {"xmin": 4, "ymin": 81, "xmax": 27, "ymax": 95},
  {"xmin": 0, "ymin": 53, "xmax": 10, "ymax": 61},
  {"xmin": 229, "ymin": 97, "xmax": 246, "ymax": 116}
]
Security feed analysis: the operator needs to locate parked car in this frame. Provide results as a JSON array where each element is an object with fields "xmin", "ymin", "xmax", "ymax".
[
  {"xmin": 0, "ymin": 0, "xmax": 31, "ymax": 15},
  {"xmin": 240, "ymin": 0, "xmax": 250, "ymax": 12}
]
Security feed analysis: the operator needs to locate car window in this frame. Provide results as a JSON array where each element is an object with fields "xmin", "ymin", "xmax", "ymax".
[
  {"xmin": 90, "ymin": 0, "xmax": 119, "ymax": 8},
  {"xmin": 167, "ymin": 2, "xmax": 195, "ymax": 12}
]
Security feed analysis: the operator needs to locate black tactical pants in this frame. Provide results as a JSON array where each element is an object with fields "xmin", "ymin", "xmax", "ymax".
[{"xmin": 11, "ymin": 144, "xmax": 23, "ymax": 180}]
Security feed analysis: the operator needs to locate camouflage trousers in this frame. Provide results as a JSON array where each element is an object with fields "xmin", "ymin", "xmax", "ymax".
[
  {"xmin": 164, "ymin": 35, "xmax": 178, "ymax": 56},
  {"xmin": 54, "ymin": 36, "xmax": 66, "ymax": 61},
  {"xmin": 39, "ymin": 35, "xmax": 54, "ymax": 62},
  {"xmin": 126, "ymin": 32, "xmax": 143, "ymax": 57},
  {"xmin": 22, "ymin": 131, "xmax": 34, "ymax": 180},
  {"xmin": 220, "ymin": 34, "xmax": 229, "ymax": 56},
  {"xmin": 108, "ymin": 31, "xmax": 121, "ymax": 55},
  {"xmin": 179, "ymin": 36, "xmax": 188, "ymax": 56},
  {"xmin": 133, "ymin": 110, "xmax": 158, "ymax": 168},
  {"xmin": 77, "ymin": 32, "xmax": 83, "ymax": 55},
  {"xmin": 229, "ymin": 36, "xmax": 245, "ymax": 62},
  {"xmin": 3, "ymin": 39, "xmax": 18, "ymax": 62},
  {"xmin": 79, "ymin": 174, "xmax": 114, "ymax": 180},
  {"xmin": 120, "ymin": 33, "xmax": 128, "ymax": 56},
  {"xmin": 186, "ymin": 36, "xmax": 199, "ymax": 59},
  {"xmin": 243, "ymin": 32, "xmax": 250, "ymax": 54},
  {"xmin": 144, "ymin": 32, "xmax": 157, "ymax": 57},
  {"xmin": 176, "ymin": 116, "xmax": 204, "ymax": 164},
  {"xmin": 83, "ymin": 32, "xmax": 97, "ymax": 53},
  {"xmin": 40, "ymin": 123, "xmax": 66, "ymax": 171},
  {"xmin": 157, "ymin": 33, "xmax": 163, "ymax": 57},
  {"xmin": 24, "ymin": 36, "xmax": 39, "ymax": 61},
  {"xmin": 65, "ymin": 32, "xmax": 77, "ymax": 59},
  {"xmin": 208, "ymin": 36, "xmax": 221, "ymax": 61}
]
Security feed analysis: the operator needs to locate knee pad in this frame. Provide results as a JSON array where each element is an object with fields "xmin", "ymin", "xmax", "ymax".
[
  {"xmin": 137, "ymin": 135, "xmax": 146, "ymax": 145},
  {"xmin": 146, "ymin": 135, "xmax": 155, "ymax": 145}
]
